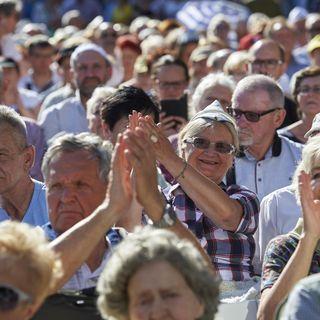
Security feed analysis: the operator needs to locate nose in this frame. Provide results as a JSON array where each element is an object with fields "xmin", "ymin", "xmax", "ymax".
[
  {"xmin": 60, "ymin": 187, "xmax": 76, "ymax": 203},
  {"xmin": 149, "ymin": 298, "xmax": 167, "ymax": 320}
]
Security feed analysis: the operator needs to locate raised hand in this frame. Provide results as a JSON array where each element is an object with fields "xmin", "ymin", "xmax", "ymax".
[
  {"xmin": 160, "ymin": 112, "xmax": 187, "ymax": 137},
  {"xmin": 299, "ymin": 171, "xmax": 320, "ymax": 240},
  {"xmin": 107, "ymin": 134, "xmax": 133, "ymax": 214}
]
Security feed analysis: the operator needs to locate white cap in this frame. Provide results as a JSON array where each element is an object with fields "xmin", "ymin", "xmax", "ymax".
[
  {"xmin": 288, "ymin": 7, "xmax": 308, "ymax": 24},
  {"xmin": 70, "ymin": 43, "xmax": 110, "ymax": 66}
]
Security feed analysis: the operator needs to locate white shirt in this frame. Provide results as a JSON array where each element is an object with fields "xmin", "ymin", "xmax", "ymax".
[
  {"xmin": 253, "ymin": 185, "xmax": 301, "ymax": 274},
  {"xmin": 38, "ymin": 95, "xmax": 89, "ymax": 143},
  {"xmin": 231, "ymin": 135, "xmax": 303, "ymax": 202}
]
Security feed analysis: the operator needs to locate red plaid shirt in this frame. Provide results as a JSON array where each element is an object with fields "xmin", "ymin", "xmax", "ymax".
[{"xmin": 164, "ymin": 183, "xmax": 260, "ymax": 281}]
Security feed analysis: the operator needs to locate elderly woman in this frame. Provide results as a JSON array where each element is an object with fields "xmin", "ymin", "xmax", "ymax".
[
  {"xmin": 191, "ymin": 72, "xmax": 235, "ymax": 114},
  {"xmin": 0, "ymin": 221, "xmax": 61, "ymax": 320},
  {"xmin": 278, "ymin": 66, "xmax": 320, "ymax": 143},
  {"xmin": 97, "ymin": 227, "xmax": 219, "ymax": 320},
  {"xmin": 138, "ymin": 101, "xmax": 259, "ymax": 281}
]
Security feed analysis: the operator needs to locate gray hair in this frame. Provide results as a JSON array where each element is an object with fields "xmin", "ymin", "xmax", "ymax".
[
  {"xmin": 97, "ymin": 227, "xmax": 219, "ymax": 320},
  {"xmin": 178, "ymin": 117, "xmax": 239, "ymax": 156},
  {"xmin": 192, "ymin": 72, "xmax": 235, "ymax": 113},
  {"xmin": 87, "ymin": 86, "xmax": 116, "ymax": 117},
  {"xmin": 0, "ymin": 104, "xmax": 28, "ymax": 149},
  {"xmin": 207, "ymin": 13, "xmax": 230, "ymax": 39},
  {"xmin": 292, "ymin": 136, "xmax": 320, "ymax": 201},
  {"xmin": 232, "ymin": 74, "xmax": 284, "ymax": 110},
  {"xmin": 42, "ymin": 132, "xmax": 113, "ymax": 184}
]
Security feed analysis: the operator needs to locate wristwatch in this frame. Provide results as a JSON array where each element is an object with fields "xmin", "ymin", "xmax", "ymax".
[{"xmin": 153, "ymin": 204, "xmax": 177, "ymax": 228}]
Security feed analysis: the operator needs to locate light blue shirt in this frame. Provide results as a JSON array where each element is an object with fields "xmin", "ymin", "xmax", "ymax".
[
  {"xmin": 0, "ymin": 179, "xmax": 48, "ymax": 226},
  {"xmin": 38, "ymin": 94, "xmax": 89, "ymax": 143},
  {"xmin": 233, "ymin": 135, "xmax": 303, "ymax": 201}
]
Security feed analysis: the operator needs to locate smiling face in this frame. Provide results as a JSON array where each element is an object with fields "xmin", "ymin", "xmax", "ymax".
[
  {"xmin": 183, "ymin": 123, "xmax": 234, "ymax": 183},
  {"xmin": 297, "ymin": 75, "xmax": 320, "ymax": 118},
  {"xmin": 45, "ymin": 150, "xmax": 107, "ymax": 235},
  {"xmin": 128, "ymin": 260, "xmax": 204, "ymax": 320}
]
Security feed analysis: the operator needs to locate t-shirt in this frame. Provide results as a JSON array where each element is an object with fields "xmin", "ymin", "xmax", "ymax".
[{"xmin": 0, "ymin": 179, "xmax": 48, "ymax": 226}]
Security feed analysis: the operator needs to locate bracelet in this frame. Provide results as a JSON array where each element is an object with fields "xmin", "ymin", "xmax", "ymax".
[{"xmin": 174, "ymin": 160, "xmax": 188, "ymax": 181}]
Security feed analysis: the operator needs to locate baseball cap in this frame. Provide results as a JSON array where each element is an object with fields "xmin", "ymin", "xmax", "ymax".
[
  {"xmin": 305, "ymin": 113, "xmax": 320, "ymax": 138},
  {"xmin": 307, "ymin": 34, "xmax": 320, "ymax": 54}
]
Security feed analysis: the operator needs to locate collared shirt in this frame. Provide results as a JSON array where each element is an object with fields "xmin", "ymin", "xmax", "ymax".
[
  {"xmin": 228, "ymin": 134, "xmax": 303, "ymax": 201},
  {"xmin": 42, "ymin": 223, "xmax": 123, "ymax": 291},
  {"xmin": 164, "ymin": 183, "xmax": 260, "ymax": 281},
  {"xmin": 0, "ymin": 179, "xmax": 48, "ymax": 226},
  {"xmin": 254, "ymin": 185, "xmax": 301, "ymax": 274},
  {"xmin": 261, "ymin": 219, "xmax": 320, "ymax": 292},
  {"xmin": 38, "ymin": 95, "xmax": 89, "ymax": 143}
]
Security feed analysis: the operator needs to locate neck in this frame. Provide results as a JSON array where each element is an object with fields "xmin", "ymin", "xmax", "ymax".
[
  {"xmin": 79, "ymin": 94, "xmax": 88, "ymax": 109},
  {"xmin": 246, "ymin": 134, "xmax": 275, "ymax": 161},
  {"xmin": 85, "ymin": 239, "xmax": 107, "ymax": 272},
  {"xmin": 0, "ymin": 177, "xmax": 34, "ymax": 221}
]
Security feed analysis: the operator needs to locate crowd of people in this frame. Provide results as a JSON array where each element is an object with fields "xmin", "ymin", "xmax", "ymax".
[{"xmin": 2, "ymin": 0, "xmax": 320, "ymax": 319}]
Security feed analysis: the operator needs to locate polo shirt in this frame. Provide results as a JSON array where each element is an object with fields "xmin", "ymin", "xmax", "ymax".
[
  {"xmin": 226, "ymin": 134, "xmax": 303, "ymax": 201},
  {"xmin": 38, "ymin": 95, "xmax": 89, "ymax": 143},
  {"xmin": 0, "ymin": 179, "xmax": 48, "ymax": 226}
]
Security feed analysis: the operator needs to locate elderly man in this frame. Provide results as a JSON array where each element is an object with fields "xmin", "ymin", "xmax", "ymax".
[
  {"xmin": 0, "ymin": 105, "xmax": 47, "ymax": 225},
  {"xmin": 40, "ymin": 132, "xmax": 121, "ymax": 290},
  {"xmin": 39, "ymin": 43, "xmax": 112, "ymax": 143},
  {"xmin": 227, "ymin": 74, "xmax": 303, "ymax": 201},
  {"xmin": 247, "ymin": 38, "xmax": 299, "ymax": 127}
]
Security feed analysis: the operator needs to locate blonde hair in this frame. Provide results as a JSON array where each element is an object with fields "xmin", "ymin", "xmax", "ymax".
[{"xmin": 0, "ymin": 221, "xmax": 62, "ymax": 300}]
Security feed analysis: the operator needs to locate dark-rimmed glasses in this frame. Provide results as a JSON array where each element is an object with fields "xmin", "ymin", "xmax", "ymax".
[
  {"xmin": 184, "ymin": 137, "xmax": 236, "ymax": 155},
  {"xmin": 0, "ymin": 284, "xmax": 33, "ymax": 311},
  {"xmin": 227, "ymin": 107, "xmax": 280, "ymax": 123}
]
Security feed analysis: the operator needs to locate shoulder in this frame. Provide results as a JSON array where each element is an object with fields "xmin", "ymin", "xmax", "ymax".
[
  {"xmin": 280, "ymin": 135, "xmax": 303, "ymax": 152},
  {"xmin": 261, "ymin": 185, "xmax": 295, "ymax": 204}
]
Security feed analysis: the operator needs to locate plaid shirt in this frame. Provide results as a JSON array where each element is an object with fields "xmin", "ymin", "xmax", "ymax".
[
  {"xmin": 164, "ymin": 183, "xmax": 259, "ymax": 281},
  {"xmin": 261, "ymin": 232, "xmax": 320, "ymax": 292}
]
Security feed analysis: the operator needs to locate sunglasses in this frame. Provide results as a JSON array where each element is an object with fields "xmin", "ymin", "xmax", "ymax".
[
  {"xmin": 184, "ymin": 137, "xmax": 236, "ymax": 154},
  {"xmin": 227, "ymin": 107, "xmax": 279, "ymax": 123},
  {"xmin": 0, "ymin": 284, "xmax": 32, "ymax": 311}
]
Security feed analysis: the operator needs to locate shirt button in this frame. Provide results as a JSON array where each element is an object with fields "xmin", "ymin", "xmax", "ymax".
[
  {"xmin": 258, "ymin": 178, "xmax": 262, "ymax": 182},
  {"xmin": 258, "ymin": 163, "xmax": 261, "ymax": 166}
]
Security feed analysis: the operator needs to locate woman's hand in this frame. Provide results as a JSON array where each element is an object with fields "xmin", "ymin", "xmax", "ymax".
[
  {"xmin": 160, "ymin": 112, "xmax": 187, "ymax": 137},
  {"xmin": 299, "ymin": 171, "xmax": 320, "ymax": 241}
]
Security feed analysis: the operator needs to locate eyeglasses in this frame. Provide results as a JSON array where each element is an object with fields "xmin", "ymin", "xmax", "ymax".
[
  {"xmin": 227, "ymin": 107, "xmax": 280, "ymax": 122},
  {"xmin": 184, "ymin": 137, "xmax": 236, "ymax": 154},
  {"xmin": 156, "ymin": 80, "xmax": 187, "ymax": 89},
  {"xmin": 0, "ymin": 284, "xmax": 32, "ymax": 311},
  {"xmin": 250, "ymin": 59, "xmax": 282, "ymax": 68},
  {"xmin": 298, "ymin": 86, "xmax": 320, "ymax": 95}
]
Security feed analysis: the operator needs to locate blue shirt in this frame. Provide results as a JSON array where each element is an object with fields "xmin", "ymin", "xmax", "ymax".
[{"xmin": 0, "ymin": 179, "xmax": 48, "ymax": 226}]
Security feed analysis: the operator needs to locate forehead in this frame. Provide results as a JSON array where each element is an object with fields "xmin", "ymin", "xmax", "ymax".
[
  {"xmin": 197, "ymin": 123, "xmax": 233, "ymax": 142},
  {"xmin": 300, "ymin": 75, "xmax": 320, "ymax": 86},
  {"xmin": 252, "ymin": 43, "xmax": 281, "ymax": 59},
  {"xmin": 75, "ymin": 51, "xmax": 107, "ymax": 66},
  {"xmin": 233, "ymin": 88, "xmax": 272, "ymax": 111},
  {"xmin": 157, "ymin": 64, "xmax": 186, "ymax": 80},
  {"xmin": 47, "ymin": 150, "xmax": 100, "ymax": 180},
  {"xmin": 0, "ymin": 126, "xmax": 22, "ymax": 149}
]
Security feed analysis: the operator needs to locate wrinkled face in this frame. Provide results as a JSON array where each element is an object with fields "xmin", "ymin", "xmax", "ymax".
[
  {"xmin": 297, "ymin": 75, "xmax": 320, "ymax": 117},
  {"xmin": 128, "ymin": 260, "xmax": 204, "ymax": 320},
  {"xmin": 46, "ymin": 150, "xmax": 107, "ymax": 235},
  {"xmin": 0, "ymin": 127, "xmax": 33, "ymax": 195},
  {"xmin": 153, "ymin": 65, "xmax": 188, "ymax": 100},
  {"xmin": 28, "ymin": 47, "xmax": 55, "ymax": 73},
  {"xmin": 73, "ymin": 51, "xmax": 110, "ymax": 99},
  {"xmin": 183, "ymin": 124, "xmax": 234, "ymax": 183},
  {"xmin": 249, "ymin": 42, "xmax": 284, "ymax": 80},
  {"xmin": 197, "ymin": 84, "xmax": 232, "ymax": 112},
  {"xmin": 232, "ymin": 89, "xmax": 282, "ymax": 147},
  {"xmin": 189, "ymin": 59, "xmax": 209, "ymax": 81}
]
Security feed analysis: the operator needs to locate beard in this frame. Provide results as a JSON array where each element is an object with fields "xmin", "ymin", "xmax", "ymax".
[
  {"xmin": 78, "ymin": 77, "xmax": 105, "ymax": 99},
  {"xmin": 238, "ymin": 128, "xmax": 254, "ymax": 147}
]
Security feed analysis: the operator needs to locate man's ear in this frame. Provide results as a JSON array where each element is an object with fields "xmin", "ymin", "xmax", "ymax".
[
  {"xmin": 23, "ymin": 145, "xmax": 35, "ymax": 172},
  {"xmin": 274, "ymin": 108, "xmax": 286, "ymax": 129},
  {"xmin": 102, "ymin": 122, "xmax": 112, "ymax": 141}
]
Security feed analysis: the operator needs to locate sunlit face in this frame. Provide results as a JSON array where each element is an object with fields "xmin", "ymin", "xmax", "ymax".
[
  {"xmin": 297, "ymin": 75, "xmax": 320, "ymax": 117},
  {"xmin": 28, "ymin": 47, "xmax": 55, "ymax": 73},
  {"xmin": 197, "ymin": 84, "xmax": 232, "ymax": 112},
  {"xmin": 0, "ymin": 127, "xmax": 33, "ymax": 195},
  {"xmin": 190, "ymin": 59, "xmax": 209, "ymax": 81},
  {"xmin": 232, "ymin": 89, "xmax": 282, "ymax": 147},
  {"xmin": 128, "ymin": 260, "xmax": 204, "ymax": 320},
  {"xmin": 121, "ymin": 47, "xmax": 140, "ymax": 81},
  {"xmin": 153, "ymin": 65, "xmax": 188, "ymax": 100},
  {"xmin": 73, "ymin": 51, "xmax": 111, "ymax": 99},
  {"xmin": 46, "ymin": 150, "xmax": 107, "ymax": 235},
  {"xmin": 183, "ymin": 123, "xmax": 234, "ymax": 183}
]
